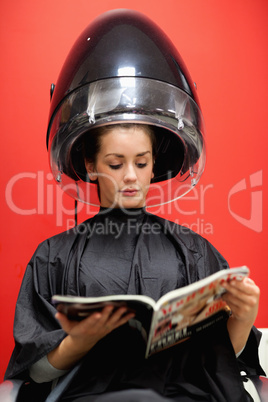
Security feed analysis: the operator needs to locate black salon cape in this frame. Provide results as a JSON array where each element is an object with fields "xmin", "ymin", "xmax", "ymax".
[{"xmin": 5, "ymin": 210, "xmax": 264, "ymax": 401}]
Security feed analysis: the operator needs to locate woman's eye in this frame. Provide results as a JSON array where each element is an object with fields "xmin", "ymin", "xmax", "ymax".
[
  {"xmin": 136, "ymin": 163, "xmax": 147, "ymax": 168},
  {"xmin": 109, "ymin": 164, "xmax": 122, "ymax": 170}
]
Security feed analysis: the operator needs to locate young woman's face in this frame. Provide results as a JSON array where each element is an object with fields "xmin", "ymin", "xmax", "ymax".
[{"xmin": 85, "ymin": 126, "xmax": 154, "ymax": 208}]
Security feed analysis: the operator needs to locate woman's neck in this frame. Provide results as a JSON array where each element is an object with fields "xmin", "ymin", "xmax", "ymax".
[{"xmin": 98, "ymin": 206, "xmax": 146, "ymax": 217}]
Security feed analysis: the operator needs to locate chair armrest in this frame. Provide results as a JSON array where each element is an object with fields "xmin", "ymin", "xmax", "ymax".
[
  {"xmin": 245, "ymin": 375, "xmax": 268, "ymax": 402},
  {"xmin": 258, "ymin": 376, "xmax": 268, "ymax": 401},
  {"xmin": 0, "ymin": 379, "xmax": 24, "ymax": 402}
]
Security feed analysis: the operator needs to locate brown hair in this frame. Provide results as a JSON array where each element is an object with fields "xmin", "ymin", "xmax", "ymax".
[{"xmin": 83, "ymin": 123, "xmax": 157, "ymax": 165}]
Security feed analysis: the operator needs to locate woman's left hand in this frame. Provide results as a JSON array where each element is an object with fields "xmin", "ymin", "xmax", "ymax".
[
  {"xmin": 222, "ymin": 277, "xmax": 260, "ymax": 323},
  {"xmin": 221, "ymin": 277, "xmax": 260, "ymax": 354}
]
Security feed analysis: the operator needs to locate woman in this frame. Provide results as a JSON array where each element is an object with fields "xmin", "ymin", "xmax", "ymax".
[
  {"xmin": 5, "ymin": 9, "xmax": 264, "ymax": 401},
  {"xmin": 5, "ymin": 123, "xmax": 263, "ymax": 401}
]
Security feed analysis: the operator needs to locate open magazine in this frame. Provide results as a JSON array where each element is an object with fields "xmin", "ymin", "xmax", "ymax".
[{"xmin": 52, "ymin": 266, "xmax": 249, "ymax": 358}]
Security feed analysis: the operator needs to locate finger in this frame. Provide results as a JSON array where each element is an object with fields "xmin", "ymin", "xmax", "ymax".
[
  {"xmin": 244, "ymin": 277, "xmax": 255, "ymax": 285},
  {"xmin": 92, "ymin": 305, "xmax": 115, "ymax": 328},
  {"xmin": 55, "ymin": 312, "xmax": 79, "ymax": 334},
  {"xmin": 109, "ymin": 307, "xmax": 135, "ymax": 325},
  {"xmin": 56, "ymin": 312, "xmax": 75, "ymax": 327},
  {"xmin": 107, "ymin": 307, "xmax": 128, "ymax": 323},
  {"xmin": 222, "ymin": 279, "xmax": 259, "ymax": 297},
  {"xmin": 221, "ymin": 283, "xmax": 246, "ymax": 304},
  {"xmin": 82, "ymin": 305, "xmax": 123, "ymax": 335},
  {"xmin": 118, "ymin": 311, "xmax": 136, "ymax": 324},
  {"xmin": 222, "ymin": 293, "xmax": 241, "ymax": 311},
  {"xmin": 109, "ymin": 310, "xmax": 136, "ymax": 330},
  {"xmin": 101, "ymin": 306, "xmax": 133, "ymax": 329},
  {"xmin": 56, "ymin": 311, "xmax": 102, "ymax": 334},
  {"xmin": 222, "ymin": 287, "xmax": 258, "ymax": 308},
  {"xmin": 222, "ymin": 291, "xmax": 259, "ymax": 319}
]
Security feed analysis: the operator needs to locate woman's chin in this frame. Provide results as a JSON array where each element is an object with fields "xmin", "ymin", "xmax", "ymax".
[{"xmin": 117, "ymin": 195, "xmax": 146, "ymax": 209}]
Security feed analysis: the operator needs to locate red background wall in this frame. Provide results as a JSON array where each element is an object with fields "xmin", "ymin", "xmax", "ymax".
[{"xmin": 1, "ymin": 0, "xmax": 267, "ymax": 381}]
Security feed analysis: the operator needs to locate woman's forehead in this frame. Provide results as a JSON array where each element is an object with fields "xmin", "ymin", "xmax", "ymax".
[{"xmin": 99, "ymin": 127, "xmax": 153, "ymax": 154}]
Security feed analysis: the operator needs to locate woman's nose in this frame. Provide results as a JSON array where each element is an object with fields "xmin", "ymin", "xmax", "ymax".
[{"xmin": 123, "ymin": 164, "xmax": 137, "ymax": 182}]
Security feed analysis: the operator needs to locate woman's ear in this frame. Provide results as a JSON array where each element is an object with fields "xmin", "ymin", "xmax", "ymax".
[
  {"xmin": 85, "ymin": 159, "xmax": 98, "ymax": 181},
  {"xmin": 151, "ymin": 158, "xmax": 155, "ymax": 180}
]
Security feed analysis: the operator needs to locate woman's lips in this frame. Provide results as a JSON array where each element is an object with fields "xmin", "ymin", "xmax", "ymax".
[{"xmin": 120, "ymin": 188, "xmax": 139, "ymax": 196}]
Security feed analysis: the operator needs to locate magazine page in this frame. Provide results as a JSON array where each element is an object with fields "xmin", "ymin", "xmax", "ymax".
[
  {"xmin": 52, "ymin": 294, "xmax": 156, "ymax": 321},
  {"xmin": 52, "ymin": 294, "xmax": 156, "ymax": 344},
  {"xmin": 146, "ymin": 266, "xmax": 249, "ymax": 357},
  {"xmin": 52, "ymin": 295, "xmax": 155, "ymax": 344}
]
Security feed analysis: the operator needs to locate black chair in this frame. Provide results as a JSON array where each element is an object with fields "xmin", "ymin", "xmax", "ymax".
[{"xmin": 0, "ymin": 373, "xmax": 268, "ymax": 402}]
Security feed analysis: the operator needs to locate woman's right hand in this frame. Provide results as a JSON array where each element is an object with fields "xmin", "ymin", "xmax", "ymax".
[{"xmin": 48, "ymin": 305, "xmax": 135, "ymax": 370}]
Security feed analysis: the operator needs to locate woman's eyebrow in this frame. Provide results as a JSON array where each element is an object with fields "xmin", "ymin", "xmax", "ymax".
[
  {"xmin": 104, "ymin": 151, "xmax": 151, "ymax": 158},
  {"xmin": 136, "ymin": 151, "xmax": 151, "ymax": 157}
]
